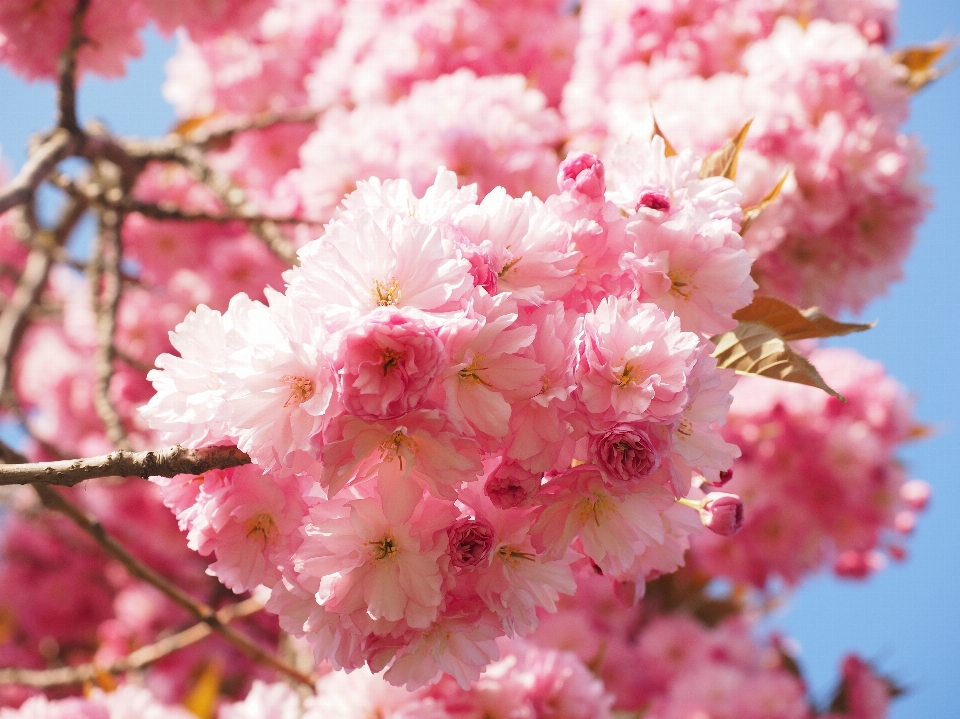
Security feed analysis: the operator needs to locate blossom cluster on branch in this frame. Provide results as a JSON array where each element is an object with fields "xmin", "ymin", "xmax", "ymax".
[{"xmin": 0, "ymin": 0, "xmax": 943, "ymax": 715}]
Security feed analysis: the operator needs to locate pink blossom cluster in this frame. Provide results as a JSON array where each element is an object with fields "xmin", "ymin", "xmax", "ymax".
[
  {"xmin": 0, "ymin": 479, "xmax": 280, "ymax": 708},
  {"xmin": 692, "ymin": 347, "xmax": 929, "ymax": 588},
  {"xmin": 0, "ymin": 685, "xmax": 194, "ymax": 719},
  {"xmin": 530, "ymin": 569, "xmax": 894, "ymax": 718},
  {"xmin": 142, "ymin": 139, "xmax": 756, "ymax": 687},
  {"xmin": 0, "ymin": 0, "xmax": 274, "ymax": 80},
  {"xmin": 164, "ymin": 0, "xmax": 576, "ymax": 119},
  {"xmin": 0, "ymin": 589, "xmax": 895, "ymax": 719},
  {"xmin": 564, "ymin": 2, "xmax": 927, "ymax": 313},
  {"xmin": 150, "ymin": 0, "xmax": 930, "ymax": 315}
]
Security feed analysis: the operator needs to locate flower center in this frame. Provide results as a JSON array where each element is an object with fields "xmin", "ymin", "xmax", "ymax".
[
  {"xmin": 615, "ymin": 361, "xmax": 645, "ymax": 388},
  {"xmin": 381, "ymin": 347, "xmax": 405, "ymax": 375},
  {"xmin": 498, "ymin": 256, "xmax": 522, "ymax": 278},
  {"xmin": 669, "ymin": 269, "xmax": 694, "ymax": 299},
  {"xmin": 576, "ymin": 492, "xmax": 617, "ymax": 527},
  {"xmin": 379, "ymin": 430, "xmax": 418, "ymax": 470},
  {"xmin": 458, "ymin": 354, "xmax": 490, "ymax": 386},
  {"xmin": 497, "ymin": 544, "xmax": 536, "ymax": 569},
  {"xmin": 245, "ymin": 513, "xmax": 279, "ymax": 549},
  {"xmin": 280, "ymin": 375, "xmax": 315, "ymax": 407},
  {"xmin": 371, "ymin": 277, "xmax": 402, "ymax": 306},
  {"xmin": 368, "ymin": 535, "xmax": 399, "ymax": 562}
]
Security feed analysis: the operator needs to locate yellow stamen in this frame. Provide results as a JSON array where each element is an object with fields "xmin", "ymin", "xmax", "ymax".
[
  {"xmin": 371, "ymin": 277, "xmax": 402, "ymax": 306},
  {"xmin": 458, "ymin": 355, "xmax": 491, "ymax": 386},
  {"xmin": 668, "ymin": 269, "xmax": 694, "ymax": 300},
  {"xmin": 367, "ymin": 536, "xmax": 399, "ymax": 561},
  {"xmin": 280, "ymin": 375, "xmax": 315, "ymax": 407},
  {"xmin": 379, "ymin": 430, "xmax": 418, "ymax": 471},
  {"xmin": 381, "ymin": 347, "xmax": 405, "ymax": 375},
  {"xmin": 245, "ymin": 513, "xmax": 279, "ymax": 549},
  {"xmin": 497, "ymin": 544, "xmax": 536, "ymax": 569}
]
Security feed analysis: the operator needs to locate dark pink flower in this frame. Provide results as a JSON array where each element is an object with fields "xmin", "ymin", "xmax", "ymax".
[
  {"xmin": 447, "ymin": 518, "xmax": 496, "ymax": 569},
  {"xmin": 558, "ymin": 152, "xmax": 606, "ymax": 199},
  {"xmin": 336, "ymin": 307, "xmax": 445, "ymax": 420},
  {"xmin": 590, "ymin": 422, "xmax": 664, "ymax": 484},
  {"xmin": 484, "ymin": 460, "xmax": 543, "ymax": 509},
  {"xmin": 699, "ymin": 492, "xmax": 744, "ymax": 536},
  {"xmin": 636, "ymin": 191, "xmax": 671, "ymax": 212}
]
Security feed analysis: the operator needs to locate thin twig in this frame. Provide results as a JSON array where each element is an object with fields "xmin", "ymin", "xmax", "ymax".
[
  {"xmin": 0, "ymin": 199, "xmax": 86, "ymax": 402},
  {"xmin": 29, "ymin": 483, "xmax": 314, "ymax": 687},
  {"xmin": 166, "ymin": 145, "xmax": 298, "ymax": 264},
  {"xmin": 186, "ymin": 107, "xmax": 321, "ymax": 148},
  {"xmin": 0, "ymin": 444, "xmax": 250, "ymax": 487},
  {"xmin": 49, "ymin": 173, "xmax": 309, "ymax": 225},
  {"xmin": 0, "ymin": 598, "xmax": 264, "ymax": 688},
  {"xmin": 90, "ymin": 201, "xmax": 131, "ymax": 450},
  {"xmin": 0, "ymin": 130, "xmax": 75, "ymax": 216},
  {"xmin": 57, "ymin": 0, "xmax": 92, "ymax": 131}
]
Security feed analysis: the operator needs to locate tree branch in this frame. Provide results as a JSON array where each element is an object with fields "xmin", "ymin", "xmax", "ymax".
[
  {"xmin": 163, "ymin": 145, "xmax": 299, "ymax": 264},
  {"xmin": 0, "ymin": 130, "xmax": 75, "ymax": 217},
  {"xmin": 57, "ymin": 0, "xmax": 92, "ymax": 131},
  {"xmin": 49, "ymin": 172, "xmax": 310, "ymax": 225},
  {"xmin": 185, "ymin": 107, "xmax": 321, "ymax": 148},
  {"xmin": 30, "ymin": 483, "xmax": 314, "ymax": 687},
  {"xmin": 0, "ymin": 598, "xmax": 264, "ymax": 688},
  {"xmin": 0, "ymin": 198, "xmax": 86, "ymax": 402},
  {"xmin": 0, "ymin": 444, "xmax": 251, "ymax": 487},
  {"xmin": 90, "ymin": 201, "xmax": 131, "ymax": 450}
]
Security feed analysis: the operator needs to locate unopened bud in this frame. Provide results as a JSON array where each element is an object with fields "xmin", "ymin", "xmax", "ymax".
[
  {"xmin": 899, "ymin": 479, "xmax": 930, "ymax": 511},
  {"xmin": 636, "ymin": 191, "xmax": 671, "ymax": 212},
  {"xmin": 833, "ymin": 549, "xmax": 884, "ymax": 579},
  {"xmin": 558, "ymin": 152, "xmax": 606, "ymax": 199},
  {"xmin": 698, "ymin": 492, "xmax": 744, "ymax": 536}
]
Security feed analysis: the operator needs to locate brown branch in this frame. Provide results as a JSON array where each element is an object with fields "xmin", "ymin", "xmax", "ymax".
[
  {"xmin": 49, "ymin": 173, "xmax": 310, "ymax": 225},
  {"xmin": 90, "ymin": 201, "xmax": 131, "ymax": 450},
  {"xmin": 0, "ymin": 444, "xmax": 250, "ymax": 487},
  {"xmin": 161, "ymin": 145, "xmax": 298, "ymax": 264},
  {"xmin": 0, "ymin": 130, "xmax": 75, "ymax": 217},
  {"xmin": 0, "ymin": 598, "xmax": 264, "ymax": 688},
  {"xmin": 57, "ymin": 0, "xmax": 92, "ymax": 131},
  {"xmin": 185, "ymin": 107, "xmax": 321, "ymax": 148},
  {"xmin": 0, "ymin": 199, "xmax": 86, "ymax": 402},
  {"xmin": 29, "ymin": 483, "xmax": 314, "ymax": 687}
]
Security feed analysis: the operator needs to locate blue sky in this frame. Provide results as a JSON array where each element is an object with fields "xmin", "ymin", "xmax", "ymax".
[{"xmin": 0, "ymin": 2, "xmax": 957, "ymax": 716}]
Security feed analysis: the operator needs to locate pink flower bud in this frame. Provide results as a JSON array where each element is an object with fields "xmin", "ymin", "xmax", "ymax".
[
  {"xmin": 447, "ymin": 518, "xmax": 495, "ymax": 569},
  {"xmin": 899, "ymin": 479, "xmax": 930, "ymax": 511},
  {"xmin": 558, "ymin": 152, "xmax": 606, "ymax": 198},
  {"xmin": 484, "ymin": 461, "xmax": 543, "ymax": 509},
  {"xmin": 636, "ymin": 191, "xmax": 671, "ymax": 212},
  {"xmin": 698, "ymin": 492, "xmax": 744, "ymax": 536},
  {"xmin": 893, "ymin": 510, "xmax": 916, "ymax": 534},
  {"xmin": 834, "ymin": 549, "xmax": 884, "ymax": 579}
]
